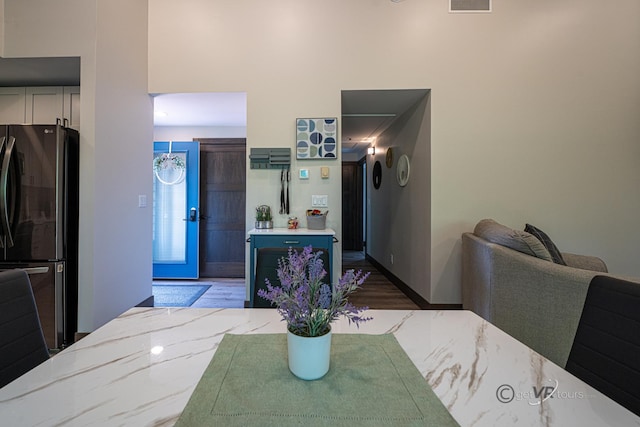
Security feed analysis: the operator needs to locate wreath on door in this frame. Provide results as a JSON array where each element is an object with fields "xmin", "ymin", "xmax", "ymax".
[{"xmin": 153, "ymin": 153, "xmax": 186, "ymax": 185}]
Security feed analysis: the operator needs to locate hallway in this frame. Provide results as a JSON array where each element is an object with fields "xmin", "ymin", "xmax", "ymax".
[{"xmin": 342, "ymin": 251, "xmax": 420, "ymax": 310}]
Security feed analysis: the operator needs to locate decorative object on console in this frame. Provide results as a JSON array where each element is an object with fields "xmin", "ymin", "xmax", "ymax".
[
  {"xmin": 306, "ymin": 209, "xmax": 328, "ymax": 230},
  {"xmin": 255, "ymin": 205, "xmax": 273, "ymax": 229},
  {"xmin": 296, "ymin": 118, "xmax": 338, "ymax": 159},
  {"xmin": 257, "ymin": 246, "xmax": 371, "ymax": 380},
  {"xmin": 287, "ymin": 217, "xmax": 299, "ymax": 229}
]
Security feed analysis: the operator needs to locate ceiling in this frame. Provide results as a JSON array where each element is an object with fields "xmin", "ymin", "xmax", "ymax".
[
  {"xmin": 153, "ymin": 92, "xmax": 247, "ymax": 127},
  {"xmin": 341, "ymin": 89, "xmax": 429, "ymax": 153},
  {"xmin": 0, "ymin": 57, "xmax": 428, "ymax": 153}
]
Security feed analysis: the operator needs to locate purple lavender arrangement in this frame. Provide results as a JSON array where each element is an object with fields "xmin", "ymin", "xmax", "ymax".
[{"xmin": 257, "ymin": 246, "xmax": 372, "ymax": 337}]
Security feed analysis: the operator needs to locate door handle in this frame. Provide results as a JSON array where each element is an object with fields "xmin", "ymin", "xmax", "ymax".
[
  {"xmin": 183, "ymin": 207, "xmax": 198, "ymax": 222},
  {"xmin": 0, "ymin": 136, "xmax": 17, "ymax": 248}
]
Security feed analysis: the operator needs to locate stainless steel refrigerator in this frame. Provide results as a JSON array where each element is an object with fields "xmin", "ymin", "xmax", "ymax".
[{"xmin": 0, "ymin": 123, "xmax": 79, "ymax": 350}]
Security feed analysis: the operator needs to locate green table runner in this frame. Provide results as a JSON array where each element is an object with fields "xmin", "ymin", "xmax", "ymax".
[{"xmin": 175, "ymin": 333, "xmax": 460, "ymax": 427}]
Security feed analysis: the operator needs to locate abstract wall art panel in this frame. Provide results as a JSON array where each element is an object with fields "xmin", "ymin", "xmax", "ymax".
[{"xmin": 296, "ymin": 118, "xmax": 338, "ymax": 159}]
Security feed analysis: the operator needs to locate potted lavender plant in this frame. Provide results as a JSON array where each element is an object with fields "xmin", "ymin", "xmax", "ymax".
[{"xmin": 258, "ymin": 246, "xmax": 371, "ymax": 380}]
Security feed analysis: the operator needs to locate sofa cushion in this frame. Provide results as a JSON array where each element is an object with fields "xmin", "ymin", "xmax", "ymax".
[
  {"xmin": 524, "ymin": 223, "xmax": 567, "ymax": 265},
  {"xmin": 474, "ymin": 219, "xmax": 553, "ymax": 261}
]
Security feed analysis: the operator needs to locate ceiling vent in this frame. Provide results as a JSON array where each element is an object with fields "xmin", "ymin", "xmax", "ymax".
[{"xmin": 450, "ymin": 0, "xmax": 491, "ymax": 13}]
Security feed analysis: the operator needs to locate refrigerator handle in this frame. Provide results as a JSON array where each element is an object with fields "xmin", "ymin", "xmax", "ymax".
[
  {"xmin": 0, "ymin": 136, "xmax": 16, "ymax": 248},
  {"xmin": 0, "ymin": 136, "xmax": 4, "ymax": 248}
]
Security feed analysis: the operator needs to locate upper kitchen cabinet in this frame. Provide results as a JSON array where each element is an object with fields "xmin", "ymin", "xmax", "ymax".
[
  {"xmin": 0, "ymin": 86, "xmax": 80, "ymax": 129},
  {"xmin": 63, "ymin": 86, "xmax": 80, "ymax": 130},
  {"xmin": 0, "ymin": 87, "xmax": 28, "ymax": 123},
  {"xmin": 26, "ymin": 87, "xmax": 64, "ymax": 124}
]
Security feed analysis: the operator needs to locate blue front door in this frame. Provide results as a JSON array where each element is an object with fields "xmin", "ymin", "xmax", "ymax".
[{"xmin": 152, "ymin": 141, "xmax": 199, "ymax": 279}]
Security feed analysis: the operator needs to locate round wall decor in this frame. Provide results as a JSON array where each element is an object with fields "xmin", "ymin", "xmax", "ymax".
[
  {"xmin": 385, "ymin": 147, "xmax": 394, "ymax": 168},
  {"xmin": 396, "ymin": 154, "xmax": 410, "ymax": 187},
  {"xmin": 372, "ymin": 160, "xmax": 382, "ymax": 189}
]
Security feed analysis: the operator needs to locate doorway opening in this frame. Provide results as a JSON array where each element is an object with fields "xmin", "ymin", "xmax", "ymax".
[
  {"xmin": 340, "ymin": 88, "xmax": 431, "ymax": 309},
  {"xmin": 341, "ymin": 89, "xmax": 429, "ymax": 258},
  {"xmin": 152, "ymin": 92, "xmax": 247, "ymax": 282}
]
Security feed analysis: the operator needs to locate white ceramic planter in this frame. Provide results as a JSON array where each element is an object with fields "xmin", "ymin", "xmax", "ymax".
[{"xmin": 287, "ymin": 329, "xmax": 332, "ymax": 380}]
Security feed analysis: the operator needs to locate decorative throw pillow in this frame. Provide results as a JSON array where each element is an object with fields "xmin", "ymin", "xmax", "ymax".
[
  {"xmin": 474, "ymin": 219, "xmax": 553, "ymax": 262},
  {"xmin": 524, "ymin": 224, "xmax": 567, "ymax": 266}
]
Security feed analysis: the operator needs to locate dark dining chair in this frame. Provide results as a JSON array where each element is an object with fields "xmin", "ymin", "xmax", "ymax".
[
  {"xmin": 253, "ymin": 247, "xmax": 331, "ymax": 308},
  {"xmin": 565, "ymin": 275, "xmax": 640, "ymax": 416},
  {"xmin": 0, "ymin": 269, "xmax": 50, "ymax": 388}
]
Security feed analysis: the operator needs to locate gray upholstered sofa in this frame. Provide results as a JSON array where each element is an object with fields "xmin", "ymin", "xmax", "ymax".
[{"xmin": 461, "ymin": 219, "xmax": 610, "ymax": 368}]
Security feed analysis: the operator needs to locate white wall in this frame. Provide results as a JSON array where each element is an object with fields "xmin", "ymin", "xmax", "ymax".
[
  {"xmin": 149, "ymin": 0, "xmax": 349, "ymax": 283},
  {"xmin": 0, "ymin": 0, "xmax": 5, "ymax": 56},
  {"xmin": 90, "ymin": 0, "xmax": 152, "ymax": 328},
  {"xmin": 149, "ymin": 0, "xmax": 640, "ymax": 304},
  {"xmin": 4, "ymin": 0, "xmax": 153, "ymax": 330},
  {"xmin": 367, "ymin": 94, "xmax": 431, "ymax": 301}
]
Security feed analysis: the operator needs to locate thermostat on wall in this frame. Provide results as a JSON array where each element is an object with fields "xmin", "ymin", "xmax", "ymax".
[{"xmin": 299, "ymin": 169, "xmax": 309, "ymax": 179}]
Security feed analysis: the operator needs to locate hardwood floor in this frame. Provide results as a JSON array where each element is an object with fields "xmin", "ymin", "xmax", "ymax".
[
  {"xmin": 342, "ymin": 251, "xmax": 420, "ymax": 310},
  {"xmin": 153, "ymin": 251, "xmax": 420, "ymax": 310}
]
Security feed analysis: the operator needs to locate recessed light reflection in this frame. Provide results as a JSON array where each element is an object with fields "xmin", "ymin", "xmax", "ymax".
[{"xmin": 151, "ymin": 346, "xmax": 164, "ymax": 355}]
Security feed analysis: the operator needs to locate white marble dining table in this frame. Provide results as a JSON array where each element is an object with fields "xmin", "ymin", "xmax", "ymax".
[{"xmin": 1, "ymin": 308, "xmax": 638, "ymax": 426}]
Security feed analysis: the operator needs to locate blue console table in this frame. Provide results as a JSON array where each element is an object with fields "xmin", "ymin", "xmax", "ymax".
[{"xmin": 247, "ymin": 227, "xmax": 336, "ymax": 307}]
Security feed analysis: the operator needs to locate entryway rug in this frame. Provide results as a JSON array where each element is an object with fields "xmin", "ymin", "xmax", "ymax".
[{"xmin": 152, "ymin": 285, "xmax": 211, "ymax": 307}]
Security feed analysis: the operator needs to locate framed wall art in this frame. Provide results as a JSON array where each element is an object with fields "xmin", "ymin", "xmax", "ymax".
[{"xmin": 296, "ymin": 118, "xmax": 338, "ymax": 159}]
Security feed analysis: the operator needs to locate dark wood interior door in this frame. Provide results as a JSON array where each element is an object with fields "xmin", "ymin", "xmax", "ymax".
[
  {"xmin": 342, "ymin": 161, "xmax": 364, "ymax": 251},
  {"xmin": 198, "ymin": 139, "xmax": 246, "ymax": 277}
]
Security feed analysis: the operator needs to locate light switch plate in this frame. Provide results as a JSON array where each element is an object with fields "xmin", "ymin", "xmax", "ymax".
[
  {"xmin": 311, "ymin": 195, "xmax": 328, "ymax": 207},
  {"xmin": 320, "ymin": 166, "xmax": 329, "ymax": 179}
]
